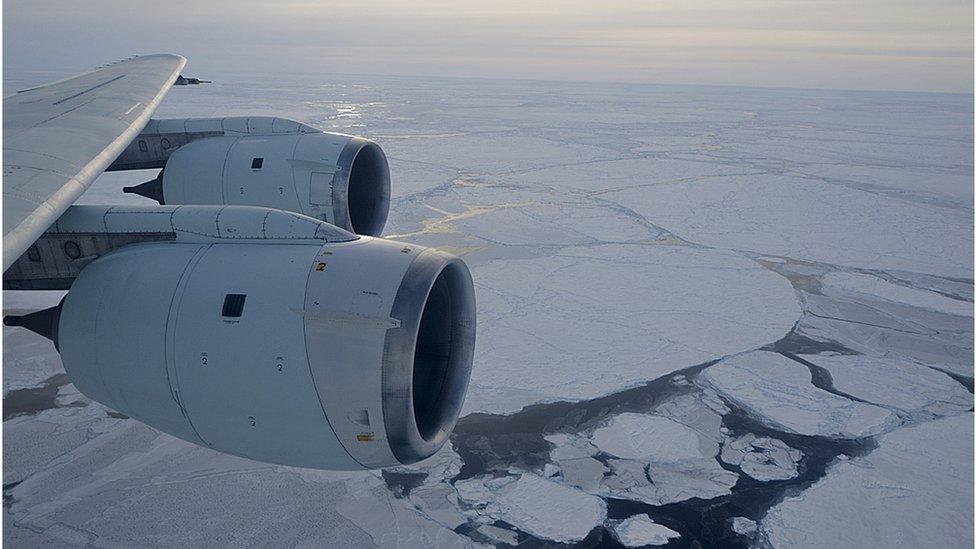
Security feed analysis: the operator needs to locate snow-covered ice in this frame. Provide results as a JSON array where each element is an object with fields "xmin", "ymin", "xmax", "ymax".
[
  {"xmin": 591, "ymin": 413, "xmax": 708, "ymax": 462},
  {"xmin": 545, "ymin": 412, "xmax": 739, "ymax": 506},
  {"xmin": 383, "ymin": 446, "xmax": 470, "ymax": 531},
  {"xmin": 2, "ymin": 304, "xmax": 69, "ymax": 397},
  {"xmin": 699, "ymin": 351, "xmax": 898, "ymax": 438},
  {"xmin": 607, "ymin": 514, "xmax": 681, "ymax": 547},
  {"xmin": 821, "ymin": 272, "xmax": 972, "ymax": 318},
  {"xmin": 603, "ymin": 456, "xmax": 739, "ymax": 507},
  {"xmin": 4, "ymin": 418, "xmax": 416, "ymax": 548},
  {"xmin": 454, "ymin": 473, "xmax": 607, "ymax": 543},
  {"xmin": 465, "ymin": 244, "xmax": 800, "ymax": 414},
  {"xmin": 794, "ymin": 266, "xmax": 974, "ymax": 378},
  {"xmin": 337, "ymin": 473, "xmax": 483, "ymax": 549},
  {"xmin": 474, "ymin": 524, "xmax": 518, "ymax": 546},
  {"xmin": 602, "ymin": 172, "xmax": 973, "ymax": 279},
  {"xmin": 801, "ymin": 354, "xmax": 973, "ymax": 418},
  {"xmin": 594, "ymin": 413, "xmax": 738, "ymax": 504},
  {"xmin": 552, "ymin": 456, "xmax": 606, "ymax": 491},
  {"xmin": 731, "ymin": 517, "xmax": 757, "ymax": 536},
  {"xmin": 719, "ymin": 434, "xmax": 801, "ymax": 482},
  {"xmin": 760, "ymin": 413, "xmax": 974, "ymax": 548}
]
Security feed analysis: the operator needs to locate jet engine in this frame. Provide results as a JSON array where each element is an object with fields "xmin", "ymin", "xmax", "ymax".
[
  {"xmin": 8, "ymin": 205, "xmax": 475, "ymax": 470},
  {"xmin": 118, "ymin": 117, "xmax": 391, "ymax": 236}
]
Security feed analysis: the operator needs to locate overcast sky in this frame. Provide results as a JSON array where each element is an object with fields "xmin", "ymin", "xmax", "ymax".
[{"xmin": 4, "ymin": 0, "xmax": 973, "ymax": 92}]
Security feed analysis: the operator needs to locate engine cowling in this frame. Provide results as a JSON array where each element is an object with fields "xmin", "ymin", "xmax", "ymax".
[
  {"xmin": 48, "ymin": 208, "xmax": 475, "ymax": 470},
  {"xmin": 120, "ymin": 118, "xmax": 391, "ymax": 236}
]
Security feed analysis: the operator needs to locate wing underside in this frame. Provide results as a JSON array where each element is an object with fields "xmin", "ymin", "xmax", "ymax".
[{"xmin": 2, "ymin": 54, "xmax": 187, "ymax": 270}]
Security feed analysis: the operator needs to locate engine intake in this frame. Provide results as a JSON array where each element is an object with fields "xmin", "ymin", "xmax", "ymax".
[{"xmin": 118, "ymin": 117, "xmax": 391, "ymax": 236}]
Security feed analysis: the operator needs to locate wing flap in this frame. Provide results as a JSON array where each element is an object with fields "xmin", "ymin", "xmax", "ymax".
[{"xmin": 3, "ymin": 54, "xmax": 187, "ymax": 270}]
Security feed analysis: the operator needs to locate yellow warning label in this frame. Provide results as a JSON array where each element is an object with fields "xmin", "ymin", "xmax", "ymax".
[{"xmin": 356, "ymin": 433, "xmax": 375, "ymax": 442}]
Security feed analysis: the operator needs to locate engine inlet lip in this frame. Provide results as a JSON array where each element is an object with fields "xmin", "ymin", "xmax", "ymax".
[
  {"xmin": 382, "ymin": 249, "xmax": 476, "ymax": 464},
  {"xmin": 333, "ymin": 138, "xmax": 391, "ymax": 237}
]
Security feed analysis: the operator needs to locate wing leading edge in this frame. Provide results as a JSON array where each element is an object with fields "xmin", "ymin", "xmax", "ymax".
[{"xmin": 3, "ymin": 54, "xmax": 187, "ymax": 271}]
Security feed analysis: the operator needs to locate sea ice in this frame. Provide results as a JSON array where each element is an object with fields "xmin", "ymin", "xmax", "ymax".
[
  {"xmin": 3, "ymin": 404, "xmax": 118, "ymax": 483},
  {"xmin": 821, "ymin": 272, "xmax": 973, "ymax": 318},
  {"xmin": 464, "ymin": 244, "xmax": 800, "ymax": 414},
  {"xmin": 553, "ymin": 457, "xmax": 606, "ymax": 491},
  {"xmin": 543, "ymin": 434, "xmax": 607, "ymax": 490},
  {"xmin": 454, "ymin": 472, "xmax": 607, "ymax": 543},
  {"xmin": 801, "ymin": 354, "xmax": 972, "ymax": 418},
  {"xmin": 386, "ymin": 446, "xmax": 470, "ymax": 530},
  {"xmin": 475, "ymin": 524, "xmax": 518, "ymax": 546},
  {"xmin": 451, "ymin": 200, "xmax": 667, "ymax": 248},
  {"xmin": 607, "ymin": 514, "xmax": 681, "ymax": 547},
  {"xmin": 555, "ymin": 412, "xmax": 740, "ymax": 505},
  {"xmin": 380, "ymin": 131, "xmax": 619, "ymax": 177},
  {"xmin": 2, "ymin": 319, "xmax": 65, "ymax": 396},
  {"xmin": 590, "ymin": 413, "xmax": 706, "ymax": 462},
  {"xmin": 699, "ymin": 351, "xmax": 898, "ymax": 438},
  {"xmin": 618, "ymin": 459, "xmax": 738, "ymax": 505},
  {"xmin": 603, "ymin": 172, "xmax": 973, "ymax": 278},
  {"xmin": 545, "ymin": 433, "xmax": 599, "ymax": 460},
  {"xmin": 719, "ymin": 434, "xmax": 801, "ymax": 481},
  {"xmin": 5, "ymin": 407, "xmax": 471, "ymax": 548},
  {"xmin": 796, "ymin": 272, "xmax": 973, "ymax": 378},
  {"xmin": 337, "ymin": 473, "xmax": 481, "ymax": 549},
  {"xmin": 760, "ymin": 414, "xmax": 974, "ymax": 548},
  {"xmin": 731, "ymin": 517, "xmax": 757, "ymax": 536},
  {"xmin": 651, "ymin": 391, "xmax": 728, "ymax": 440}
]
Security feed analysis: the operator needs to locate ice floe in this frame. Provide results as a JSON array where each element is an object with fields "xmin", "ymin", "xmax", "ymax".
[
  {"xmin": 792, "ymin": 268, "xmax": 974, "ymax": 378},
  {"xmin": 454, "ymin": 473, "xmax": 607, "ymax": 543},
  {"xmin": 699, "ymin": 351, "xmax": 898, "ymax": 438},
  {"xmin": 338, "ymin": 473, "xmax": 484, "ymax": 549},
  {"xmin": 604, "ymin": 457, "xmax": 738, "ymax": 506},
  {"xmin": 821, "ymin": 272, "xmax": 972, "ymax": 318},
  {"xmin": 731, "ymin": 517, "xmax": 757, "ymax": 536},
  {"xmin": 801, "ymin": 354, "xmax": 972, "ymax": 418},
  {"xmin": 465, "ymin": 244, "xmax": 800, "ymax": 414},
  {"xmin": 719, "ymin": 434, "xmax": 801, "ymax": 481},
  {"xmin": 591, "ymin": 413, "xmax": 706, "ymax": 462},
  {"xmin": 602, "ymin": 173, "xmax": 973, "ymax": 278},
  {"xmin": 607, "ymin": 514, "xmax": 681, "ymax": 547},
  {"xmin": 760, "ymin": 413, "xmax": 974, "ymax": 548},
  {"xmin": 383, "ymin": 446, "xmax": 470, "ymax": 530},
  {"xmin": 474, "ymin": 524, "xmax": 518, "ymax": 546},
  {"xmin": 553, "ymin": 456, "xmax": 606, "ymax": 491},
  {"xmin": 546, "ymin": 412, "xmax": 739, "ymax": 506}
]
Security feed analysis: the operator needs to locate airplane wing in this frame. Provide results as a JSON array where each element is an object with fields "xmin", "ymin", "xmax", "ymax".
[
  {"xmin": 2, "ymin": 54, "xmax": 477, "ymax": 472},
  {"xmin": 2, "ymin": 54, "xmax": 186, "ymax": 271}
]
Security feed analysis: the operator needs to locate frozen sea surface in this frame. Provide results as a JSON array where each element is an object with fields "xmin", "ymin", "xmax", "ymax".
[
  {"xmin": 608, "ymin": 514, "xmax": 681, "ymax": 547},
  {"xmin": 699, "ymin": 351, "xmax": 899, "ymax": 438},
  {"xmin": 455, "ymin": 472, "xmax": 607, "ymax": 543},
  {"xmin": 3, "ymin": 70, "xmax": 973, "ymax": 547},
  {"xmin": 760, "ymin": 413, "xmax": 974, "ymax": 549},
  {"xmin": 801, "ymin": 354, "xmax": 972, "ymax": 419}
]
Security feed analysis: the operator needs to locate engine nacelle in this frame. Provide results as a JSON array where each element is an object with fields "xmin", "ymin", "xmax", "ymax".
[
  {"xmin": 120, "ymin": 117, "xmax": 391, "ymax": 236},
  {"xmin": 44, "ymin": 207, "xmax": 474, "ymax": 470}
]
